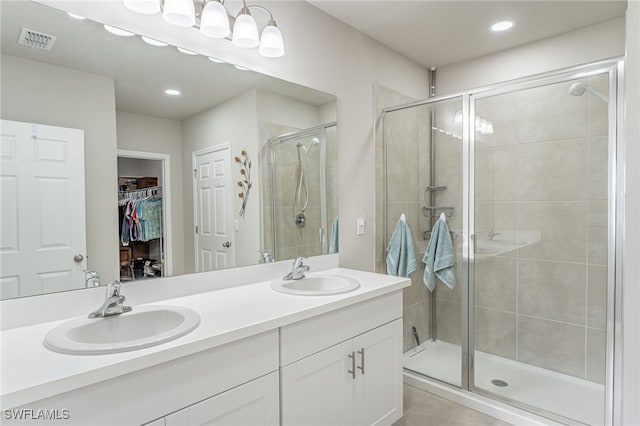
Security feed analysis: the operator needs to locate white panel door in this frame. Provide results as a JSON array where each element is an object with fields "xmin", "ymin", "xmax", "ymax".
[
  {"xmin": 194, "ymin": 145, "xmax": 234, "ymax": 272},
  {"xmin": 0, "ymin": 120, "xmax": 86, "ymax": 299},
  {"xmin": 353, "ymin": 320, "xmax": 403, "ymax": 426},
  {"xmin": 281, "ymin": 340, "xmax": 354, "ymax": 426},
  {"xmin": 165, "ymin": 372, "xmax": 279, "ymax": 426}
]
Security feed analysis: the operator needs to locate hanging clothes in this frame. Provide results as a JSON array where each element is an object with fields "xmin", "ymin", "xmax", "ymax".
[{"xmin": 118, "ymin": 187, "xmax": 162, "ymax": 244}]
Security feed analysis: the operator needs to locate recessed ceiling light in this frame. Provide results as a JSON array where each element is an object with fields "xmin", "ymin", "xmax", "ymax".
[
  {"xmin": 67, "ymin": 13, "xmax": 85, "ymax": 20},
  {"xmin": 141, "ymin": 36, "xmax": 168, "ymax": 47},
  {"xmin": 177, "ymin": 47, "xmax": 198, "ymax": 55},
  {"xmin": 490, "ymin": 21, "xmax": 514, "ymax": 32},
  {"xmin": 104, "ymin": 24, "xmax": 135, "ymax": 37},
  {"xmin": 234, "ymin": 65, "xmax": 249, "ymax": 71},
  {"xmin": 208, "ymin": 56, "xmax": 225, "ymax": 64},
  {"xmin": 165, "ymin": 89, "xmax": 181, "ymax": 96}
]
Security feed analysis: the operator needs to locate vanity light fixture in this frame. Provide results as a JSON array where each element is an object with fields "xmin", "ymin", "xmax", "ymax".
[
  {"xmin": 490, "ymin": 21, "xmax": 514, "ymax": 32},
  {"xmin": 234, "ymin": 64, "xmax": 249, "ymax": 71},
  {"xmin": 141, "ymin": 36, "xmax": 168, "ymax": 46},
  {"xmin": 177, "ymin": 46, "xmax": 199, "ymax": 55},
  {"xmin": 104, "ymin": 24, "xmax": 136, "ymax": 36},
  {"xmin": 208, "ymin": 56, "xmax": 225, "ymax": 63},
  {"xmin": 123, "ymin": 0, "xmax": 285, "ymax": 58},
  {"xmin": 165, "ymin": 89, "xmax": 181, "ymax": 95},
  {"xmin": 67, "ymin": 13, "xmax": 86, "ymax": 20}
]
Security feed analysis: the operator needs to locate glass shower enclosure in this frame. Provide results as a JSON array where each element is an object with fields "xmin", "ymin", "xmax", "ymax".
[
  {"xmin": 264, "ymin": 122, "xmax": 338, "ymax": 261},
  {"xmin": 382, "ymin": 60, "xmax": 622, "ymax": 425}
]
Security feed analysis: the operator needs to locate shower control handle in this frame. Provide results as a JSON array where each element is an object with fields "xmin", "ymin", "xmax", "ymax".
[
  {"xmin": 357, "ymin": 348, "xmax": 365, "ymax": 375},
  {"xmin": 347, "ymin": 351, "xmax": 356, "ymax": 379},
  {"xmin": 222, "ymin": 241, "xmax": 231, "ymax": 248}
]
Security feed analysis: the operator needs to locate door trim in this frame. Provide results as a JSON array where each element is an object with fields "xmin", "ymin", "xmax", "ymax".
[{"xmin": 117, "ymin": 149, "xmax": 173, "ymax": 276}]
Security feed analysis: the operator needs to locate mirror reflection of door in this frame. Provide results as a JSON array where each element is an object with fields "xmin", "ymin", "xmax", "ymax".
[
  {"xmin": 0, "ymin": 119, "xmax": 86, "ymax": 298},
  {"xmin": 193, "ymin": 144, "xmax": 235, "ymax": 272}
]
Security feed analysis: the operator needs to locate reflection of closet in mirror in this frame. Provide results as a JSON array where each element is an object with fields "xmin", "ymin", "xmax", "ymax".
[{"xmin": 117, "ymin": 155, "xmax": 167, "ymax": 281}]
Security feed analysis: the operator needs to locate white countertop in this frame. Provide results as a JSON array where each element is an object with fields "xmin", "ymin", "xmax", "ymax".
[{"xmin": 0, "ymin": 268, "xmax": 409, "ymax": 409}]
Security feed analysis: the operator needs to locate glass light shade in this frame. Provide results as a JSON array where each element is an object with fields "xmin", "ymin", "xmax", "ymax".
[
  {"xmin": 162, "ymin": 0, "xmax": 196, "ymax": 27},
  {"xmin": 232, "ymin": 13, "xmax": 259, "ymax": 48},
  {"xmin": 200, "ymin": 1, "xmax": 230, "ymax": 38},
  {"xmin": 104, "ymin": 25, "xmax": 135, "ymax": 37},
  {"xmin": 123, "ymin": 0, "xmax": 160, "ymax": 14},
  {"xmin": 258, "ymin": 25, "xmax": 284, "ymax": 58}
]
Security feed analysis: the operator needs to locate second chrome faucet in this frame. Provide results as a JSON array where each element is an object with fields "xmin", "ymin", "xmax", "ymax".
[{"xmin": 88, "ymin": 280, "xmax": 132, "ymax": 318}]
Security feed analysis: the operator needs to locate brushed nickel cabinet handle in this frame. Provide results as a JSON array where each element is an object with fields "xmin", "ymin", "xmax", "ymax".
[
  {"xmin": 347, "ymin": 351, "xmax": 356, "ymax": 379},
  {"xmin": 357, "ymin": 348, "xmax": 365, "ymax": 375}
]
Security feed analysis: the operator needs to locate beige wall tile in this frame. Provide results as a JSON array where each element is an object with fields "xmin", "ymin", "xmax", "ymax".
[
  {"xmin": 517, "ymin": 139, "xmax": 588, "ymax": 201},
  {"xmin": 588, "ymin": 136, "xmax": 609, "ymax": 201},
  {"xmin": 475, "ymin": 308, "xmax": 517, "ymax": 359},
  {"xmin": 517, "ymin": 202, "xmax": 588, "ymax": 263},
  {"xmin": 518, "ymin": 259, "xmax": 587, "ymax": 325},
  {"xmin": 518, "ymin": 315, "xmax": 585, "ymax": 378},
  {"xmin": 436, "ymin": 299, "xmax": 461, "ymax": 345},
  {"xmin": 588, "ymin": 74, "xmax": 609, "ymax": 137},
  {"xmin": 492, "ymin": 146, "xmax": 518, "ymax": 201},
  {"xmin": 588, "ymin": 223, "xmax": 608, "ymax": 265},
  {"xmin": 475, "ymin": 256, "xmax": 517, "ymax": 312},
  {"xmin": 475, "ymin": 92, "xmax": 519, "ymax": 148},
  {"xmin": 587, "ymin": 265, "xmax": 607, "ymax": 330},
  {"xmin": 405, "ymin": 300, "xmax": 431, "ymax": 351},
  {"xmin": 517, "ymin": 81, "xmax": 588, "ymax": 143},
  {"xmin": 587, "ymin": 328, "xmax": 606, "ymax": 384}
]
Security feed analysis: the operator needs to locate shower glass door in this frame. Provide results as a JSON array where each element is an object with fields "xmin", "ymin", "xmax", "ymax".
[
  {"xmin": 471, "ymin": 69, "xmax": 613, "ymax": 425},
  {"xmin": 269, "ymin": 124, "xmax": 337, "ymax": 260},
  {"xmin": 384, "ymin": 96, "xmax": 465, "ymax": 388}
]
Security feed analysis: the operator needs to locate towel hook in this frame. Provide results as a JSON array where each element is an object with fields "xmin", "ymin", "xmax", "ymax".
[
  {"xmin": 439, "ymin": 212, "xmax": 446, "ymax": 223},
  {"xmin": 400, "ymin": 213, "xmax": 406, "ymax": 222}
]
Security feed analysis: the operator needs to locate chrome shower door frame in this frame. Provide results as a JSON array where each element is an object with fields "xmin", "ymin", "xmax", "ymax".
[{"xmin": 466, "ymin": 59, "xmax": 623, "ymax": 426}]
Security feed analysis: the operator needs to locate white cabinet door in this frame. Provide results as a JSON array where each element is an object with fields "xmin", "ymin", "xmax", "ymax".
[
  {"xmin": 165, "ymin": 372, "xmax": 279, "ymax": 426},
  {"xmin": 281, "ymin": 340, "xmax": 354, "ymax": 426},
  {"xmin": 353, "ymin": 320, "xmax": 403, "ymax": 426}
]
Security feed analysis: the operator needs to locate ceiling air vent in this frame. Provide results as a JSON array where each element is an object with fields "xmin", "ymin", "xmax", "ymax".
[{"xmin": 17, "ymin": 28, "xmax": 57, "ymax": 51}]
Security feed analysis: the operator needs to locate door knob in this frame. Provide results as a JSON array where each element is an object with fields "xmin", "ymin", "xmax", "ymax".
[
  {"xmin": 222, "ymin": 241, "xmax": 231, "ymax": 248},
  {"xmin": 73, "ymin": 254, "xmax": 84, "ymax": 263}
]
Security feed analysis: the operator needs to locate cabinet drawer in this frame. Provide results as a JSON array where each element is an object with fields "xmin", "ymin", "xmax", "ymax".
[{"xmin": 280, "ymin": 291, "xmax": 402, "ymax": 366}]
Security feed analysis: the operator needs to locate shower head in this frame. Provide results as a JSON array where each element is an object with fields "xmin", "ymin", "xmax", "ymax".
[
  {"xmin": 311, "ymin": 137, "xmax": 320, "ymax": 144},
  {"xmin": 569, "ymin": 82, "xmax": 608, "ymax": 102}
]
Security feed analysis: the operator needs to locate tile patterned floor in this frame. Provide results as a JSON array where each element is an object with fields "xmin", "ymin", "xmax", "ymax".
[{"xmin": 393, "ymin": 384, "xmax": 513, "ymax": 426}]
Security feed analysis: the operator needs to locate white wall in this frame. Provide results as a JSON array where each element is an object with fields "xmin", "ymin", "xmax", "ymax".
[
  {"xmin": 437, "ymin": 18, "xmax": 625, "ymax": 94},
  {"xmin": 0, "ymin": 54, "xmax": 119, "ymax": 282},
  {"xmin": 43, "ymin": 0, "xmax": 431, "ymax": 272},
  {"xmin": 116, "ymin": 110, "xmax": 185, "ymax": 275},
  {"xmin": 622, "ymin": 3, "xmax": 640, "ymax": 425},
  {"xmin": 117, "ymin": 158, "xmax": 163, "ymax": 186},
  {"xmin": 181, "ymin": 90, "xmax": 259, "ymax": 271},
  {"xmin": 256, "ymin": 91, "xmax": 322, "ymax": 129}
]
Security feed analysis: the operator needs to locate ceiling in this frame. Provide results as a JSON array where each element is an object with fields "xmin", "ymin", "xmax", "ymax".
[
  {"xmin": 0, "ymin": 1, "xmax": 334, "ymax": 121},
  {"xmin": 308, "ymin": 1, "xmax": 627, "ymax": 68}
]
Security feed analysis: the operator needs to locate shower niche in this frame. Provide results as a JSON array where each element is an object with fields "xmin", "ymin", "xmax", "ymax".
[{"xmin": 378, "ymin": 61, "xmax": 619, "ymax": 426}]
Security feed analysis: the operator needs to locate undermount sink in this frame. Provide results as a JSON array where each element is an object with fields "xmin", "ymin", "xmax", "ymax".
[
  {"xmin": 44, "ymin": 305, "xmax": 201, "ymax": 355},
  {"xmin": 271, "ymin": 274, "xmax": 360, "ymax": 296}
]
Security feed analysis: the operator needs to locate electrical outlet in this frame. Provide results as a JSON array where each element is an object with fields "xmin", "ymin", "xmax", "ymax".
[{"xmin": 356, "ymin": 217, "xmax": 365, "ymax": 235}]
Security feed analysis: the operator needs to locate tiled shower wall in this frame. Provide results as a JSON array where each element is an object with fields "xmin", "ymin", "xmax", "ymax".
[
  {"xmin": 471, "ymin": 75, "xmax": 609, "ymax": 384},
  {"xmin": 376, "ymin": 75, "xmax": 609, "ymax": 384},
  {"xmin": 260, "ymin": 122, "xmax": 338, "ymax": 261}
]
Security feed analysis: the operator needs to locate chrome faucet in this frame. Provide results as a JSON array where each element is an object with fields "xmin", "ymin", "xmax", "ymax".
[
  {"xmin": 88, "ymin": 280, "xmax": 132, "ymax": 318},
  {"xmin": 488, "ymin": 228, "xmax": 501, "ymax": 241},
  {"xmin": 284, "ymin": 257, "xmax": 310, "ymax": 280},
  {"xmin": 84, "ymin": 270, "xmax": 100, "ymax": 288},
  {"xmin": 258, "ymin": 250, "xmax": 274, "ymax": 264}
]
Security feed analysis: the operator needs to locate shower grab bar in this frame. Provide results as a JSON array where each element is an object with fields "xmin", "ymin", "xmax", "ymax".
[{"xmin": 422, "ymin": 206, "xmax": 454, "ymax": 217}]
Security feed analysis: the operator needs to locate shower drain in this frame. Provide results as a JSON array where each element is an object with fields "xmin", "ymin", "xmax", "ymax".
[{"xmin": 491, "ymin": 379, "xmax": 509, "ymax": 387}]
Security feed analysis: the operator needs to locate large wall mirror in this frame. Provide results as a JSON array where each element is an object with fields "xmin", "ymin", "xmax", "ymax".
[{"xmin": 0, "ymin": 1, "xmax": 338, "ymax": 300}]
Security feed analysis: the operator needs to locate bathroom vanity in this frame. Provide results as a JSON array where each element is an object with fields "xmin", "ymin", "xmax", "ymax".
[{"xmin": 0, "ymin": 268, "xmax": 408, "ymax": 425}]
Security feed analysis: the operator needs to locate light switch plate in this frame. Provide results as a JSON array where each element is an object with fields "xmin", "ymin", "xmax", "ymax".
[{"xmin": 356, "ymin": 217, "xmax": 365, "ymax": 235}]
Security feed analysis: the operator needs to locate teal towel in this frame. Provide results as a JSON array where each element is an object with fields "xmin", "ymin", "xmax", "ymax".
[
  {"xmin": 386, "ymin": 218, "xmax": 417, "ymax": 278},
  {"xmin": 423, "ymin": 218, "xmax": 456, "ymax": 291},
  {"xmin": 329, "ymin": 216, "xmax": 339, "ymax": 254}
]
